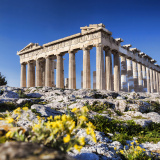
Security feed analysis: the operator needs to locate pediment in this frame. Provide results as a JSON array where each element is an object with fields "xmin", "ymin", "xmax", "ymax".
[{"xmin": 19, "ymin": 43, "xmax": 41, "ymax": 53}]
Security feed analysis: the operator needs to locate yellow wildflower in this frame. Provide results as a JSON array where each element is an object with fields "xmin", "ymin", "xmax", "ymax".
[
  {"xmin": 6, "ymin": 131, "xmax": 13, "ymax": 138},
  {"xmin": 68, "ymin": 120, "xmax": 75, "ymax": 132},
  {"xmin": 53, "ymin": 115, "xmax": 60, "ymax": 120},
  {"xmin": 63, "ymin": 134, "xmax": 70, "ymax": 143},
  {"xmin": 6, "ymin": 117, "xmax": 14, "ymax": 123},
  {"xmin": 56, "ymin": 121, "xmax": 64, "ymax": 130},
  {"xmin": 71, "ymin": 108, "xmax": 78, "ymax": 112},
  {"xmin": 32, "ymin": 123, "xmax": 41, "ymax": 131},
  {"xmin": 93, "ymin": 136, "xmax": 97, "ymax": 143},
  {"xmin": 74, "ymin": 144, "xmax": 83, "ymax": 152},
  {"xmin": 81, "ymin": 106, "xmax": 89, "ymax": 113},
  {"xmin": 131, "ymin": 142, "xmax": 134, "ymax": 145},
  {"xmin": 62, "ymin": 114, "xmax": 67, "ymax": 121},
  {"xmin": 79, "ymin": 116, "xmax": 88, "ymax": 121},
  {"xmin": 79, "ymin": 137, "xmax": 85, "ymax": 146},
  {"xmin": 16, "ymin": 115, "xmax": 21, "ymax": 120},
  {"xmin": 87, "ymin": 122, "xmax": 96, "ymax": 129},
  {"xmin": 114, "ymin": 147, "xmax": 117, "ymax": 150},
  {"xmin": 22, "ymin": 107, "xmax": 28, "ymax": 111},
  {"xmin": 136, "ymin": 146, "xmax": 142, "ymax": 151},
  {"xmin": 0, "ymin": 117, "xmax": 3, "ymax": 120},
  {"xmin": 13, "ymin": 107, "xmax": 21, "ymax": 114},
  {"xmin": 120, "ymin": 150, "xmax": 124, "ymax": 154},
  {"xmin": 48, "ymin": 115, "xmax": 53, "ymax": 121}
]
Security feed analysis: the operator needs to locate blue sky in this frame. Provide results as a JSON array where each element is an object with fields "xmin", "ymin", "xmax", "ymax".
[{"xmin": 0, "ymin": 0, "xmax": 160, "ymax": 88}]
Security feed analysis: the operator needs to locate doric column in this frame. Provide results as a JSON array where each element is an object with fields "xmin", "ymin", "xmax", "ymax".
[
  {"xmin": 105, "ymin": 49, "xmax": 113, "ymax": 91},
  {"xmin": 65, "ymin": 78, "xmax": 69, "ymax": 88},
  {"xmin": 83, "ymin": 48, "xmax": 91, "ymax": 89},
  {"xmin": 113, "ymin": 51, "xmax": 120, "ymax": 92},
  {"xmin": 56, "ymin": 54, "xmax": 64, "ymax": 88},
  {"xmin": 32, "ymin": 63, "xmax": 35, "ymax": 87},
  {"xmin": 153, "ymin": 70, "xmax": 156, "ymax": 92},
  {"xmin": 69, "ymin": 51, "xmax": 76, "ymax": 89},
  {"xmin": 127, "ymin": 59, "xmax": 134, "ymax": 92},
  {"xmin": 20, "ymin": 63, "xmax": 26, "ymax": 87},
  {"xmin": 41, "ymin": 61, "xmax": 45, "ymax": 86},
  {"xmin": 51, "ymin": 60, "xmax": 55, "ymax": 87},
  {"xmin": 36, "ymin": 59, "xmax": 42, "ymax": 87},
  {"xmin": 132, "ymin": 61, "xmax": 138, "ymax": 92},
  {"xmin": 93, "ymin": 71, "xmax": 96, "ymax": 89},
  {"xmin": 96, "ymin": 44, "xmax": 105, "ymax": 89},
  {"xmin": 27, "ymin": 61, "xmax": 35, "ymax": 87},
  {"xmin": 81, "ymin": 71, "xmax": 83, "ymax": 88},
  {"xmin": 146, "ymin": 67, "xmax": 150, "ymax": 93},
  {"xmin": 150, "ymin": 68, "xmax": 154, "ymax": 93},
  {"xmin": 137, "ymin": 63, "xmax": 143, "ymax": 92},
  {"xmin": 45, "ymin": 57, "xmax": 52, "ymax": 87},
  {"xmin": 121, "ymin": 56, "xmax": 128, "ymax": 91},
  {"xmin": 156, "ymin": 71, "xmax": 159, "ymax": 93},
  {"xmin": 142, "ymin": 65, "xmax": 147, "ymax": 92}
]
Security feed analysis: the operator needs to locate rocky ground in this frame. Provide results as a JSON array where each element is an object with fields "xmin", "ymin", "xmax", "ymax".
[{"xmin": 0, "ymin": 86, "xmax": 160, "ymax": 160}]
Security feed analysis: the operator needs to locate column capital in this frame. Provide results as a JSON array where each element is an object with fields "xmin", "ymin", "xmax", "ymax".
[
  {"xmin": 81, "ymin": 45, "xmax": 93, "ymax": 51},
  {"xmin": 96, "ymin": 43, "xmax": 104, "ymax": 48},
  {"xmin": 68, "ymin": 49, "xmax": 78, "ymax": 54},
  {"xmin": 103, "ymin": 46, "xmax": 110, "ymax": 52}
]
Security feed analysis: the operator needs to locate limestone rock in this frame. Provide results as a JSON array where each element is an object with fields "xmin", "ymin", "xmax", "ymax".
[{"xmin": 31, "ymin": 104, "xmax": 62, "ymax": 117}]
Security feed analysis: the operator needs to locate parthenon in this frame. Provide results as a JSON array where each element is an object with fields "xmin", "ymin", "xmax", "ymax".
[{"xmin": 17, "ymin": 23, "xmax": 160, "ymax": 93}]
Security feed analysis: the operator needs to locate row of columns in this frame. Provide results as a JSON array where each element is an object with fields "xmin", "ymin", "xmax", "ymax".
[{"xmin": 20, "ymin": 44, "xmax": 160, "ymax": 93}]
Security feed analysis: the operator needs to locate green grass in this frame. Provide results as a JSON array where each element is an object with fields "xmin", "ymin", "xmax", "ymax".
[
  {"xmin": 86, "ymin": 102, "xmax": 113, "ymax": 114},
  {"xmin": 91, "ymin": 115, "xmax": 160, "ymax": 145}
]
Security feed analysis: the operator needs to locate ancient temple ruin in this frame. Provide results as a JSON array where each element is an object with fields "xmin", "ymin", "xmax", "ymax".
[{"xmin": 17, "ymin": 23, "xmax": 160, "ymax": 93}]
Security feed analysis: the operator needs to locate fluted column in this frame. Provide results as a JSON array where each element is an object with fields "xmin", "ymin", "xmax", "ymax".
[
  {"xmin": 121, "ymin": 56, "xmax": 128, "ymax": 91},
  {"xmin": 36, "ymin": 59, "xmax": 42, "ymax": 87},
  {"xmin": 51, "ymin": 60, "xmax": 55, "ymax": 87},
  {"xmin": 45, "ymin": 57, "xmax": 52, "ymax": 87},
  {"xmin": 127, "ymin": 59, "xmax": 134, "ymax": 92},
  {"xmin": 150, "ymin": 69, "xmax": 154, "ymax": 93},
  {"xmin": 156, "ymin": 71, "xmax": 159, "ymax": 93},
  {"xmin": 153, "ymin": 70, "xmax": 156, "ymax": 92},
  {"xmin": 132, "ymin": 61, "xmax": 138, "ymax": 92},
  {"xmin": 105, "ymin": 49, "xmax": 113, "ymax": 90},
  {"xmin": 93, "ymin": 71, "xmax": 96, "ymax": 89},
  {"xmin": 113, "ymin": 52, "xmax": 120, "ymax": 92},
  {"xmin": 96, "ymin": 44, "xmax": 105, "ymax": 89},
  {"xmin": 83, "ymin": 48, "xmax": 91, "ymax": 89},
  {"xmin": 146, "ymin": 67, "xmax": 150, "ymax": 93},
  {"xmin": 81, "ymin": 71, "xmax": 83, "ymax": 88},
  {"xmin": 56, "ymin": 54, "xmax": 64, "ymax": 88},
  {"xmin": 27, "ymin": 62, "xmax": 35, "ymax": 87},
  {"xmin": 41, "ymin": 61, "xmax": 45, "ymax": 86},
  {"xmin": 69, "ymin": 51, "xmax": 76, "ymax": 89},
  {"xmin": 138, "ymin": 63, "xmax": 143, "ymax": 92},
  {"xmin": 142, "ymin": 65, "xmax": 147, "ymax": 92},
  {"xmin": 20, "ymin": 63, "xmax": 26, "ymax": 87}
]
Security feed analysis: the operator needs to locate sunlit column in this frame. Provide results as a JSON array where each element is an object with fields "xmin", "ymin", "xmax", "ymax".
[
  {"xmin": 56, "ymin": 54, "xmax": 64, "ymax": 88},
  {"xmin": 45, "ymin": 57, "xmax": 52, "ymax": 87},
  {"xmin": 20, "ymin": 63, "xmax": 26, "ymax": 87},
  {"xmin": 121, "ymin": 56, "xmax": 128, "ymax": 91},
  {"xmin": 105, "ymin": 49, "xmax": 113, "ymax": 90},
  {"xmin": 96, "ymin": 44, "xmax": 105, "ymax": 89},
  {"xmin": 83, "ymin": 48, "xmax": 91, "ymax": 89}
]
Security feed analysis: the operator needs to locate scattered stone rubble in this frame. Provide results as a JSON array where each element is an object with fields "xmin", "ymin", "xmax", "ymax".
[{"xmin": 0, "ymin": 86, "xmax": 160, "ymax": 159}]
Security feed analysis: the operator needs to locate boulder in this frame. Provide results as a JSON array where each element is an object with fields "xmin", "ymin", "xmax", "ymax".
[{"xmin": 0, "ymin": 141, "xmax": 75, "ymax": 160}]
